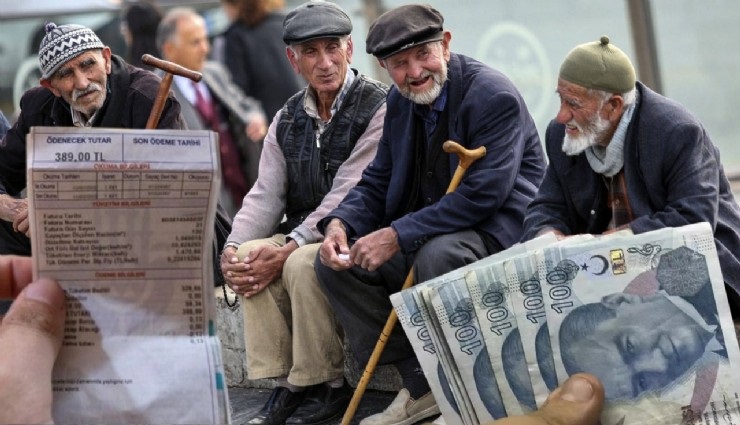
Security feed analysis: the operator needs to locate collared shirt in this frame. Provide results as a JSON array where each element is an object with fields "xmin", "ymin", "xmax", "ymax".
[
  {"xmin": 412, "ymin": 81, "xmax": 449, "ymax": 143},
  {"xmin": 303, "ymin": 67, "xmax": 355, "ymax": 130},
  {"xmin": 174, "ymin": 75, "xmax": 213, "ymax": 106},
  {"xmin": 71, "ymin": 107, "xmax": 100, "ymax": 127}
]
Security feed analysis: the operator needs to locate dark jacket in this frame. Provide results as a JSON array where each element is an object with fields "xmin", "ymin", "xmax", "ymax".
[
  {"xmin": 222, "ymin": 13, "xmax": 304, "ymax": 120},
  {"xmin": 168, "ymin": 61, "xmax": 264, "ymax": 189},
  {"xmin": 0, "ymin": 55, "xmax": 183, "ymax": 255},
  {"xmin": 522, "ymin": 82, "xmax": 740, "ymax": 294},
  {"xmin": 320, "ymin": 53, "xmax": 545, "ymax": 253}
]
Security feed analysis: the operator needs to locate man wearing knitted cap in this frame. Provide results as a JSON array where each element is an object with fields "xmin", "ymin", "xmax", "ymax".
[
  {"xmin": 522, "ymin": 36, "xmax": 740, "ymax": 315},
  {"xmin": 219, "ymin": 1, "xmax": 387, "ymax": 424},
  {"xmin": 315, "ymin": 4, "xmax": 545, "ymax": 425},
  {"xmin": 0, "ymin": 22, "xmax": 184, "ymax": 255}
]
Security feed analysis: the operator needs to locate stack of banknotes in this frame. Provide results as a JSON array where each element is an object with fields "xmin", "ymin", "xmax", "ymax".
[{"xmin": 390, "ymin": 222, "xmax": 740, "ymax": 425}]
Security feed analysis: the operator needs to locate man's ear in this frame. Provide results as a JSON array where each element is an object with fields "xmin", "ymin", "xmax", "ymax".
[
  {"xmin": 345, "ymin": 36, "xmax": 354, "ymax": 64},
  {"xmin": 100, "ymin": 47, "xmax": 112, "ymax": 74},
  {"xmin": 286, "ymin": 46, "xmax": 300, "ymax": 74},
  {"xmin": 40, "ymin": 79, "xmax": 61, "ymax": 97},
  {"xmin": 441, "ymin": 31, "xmax": 452, "ymax": 62},
  {"xmin": 601, "ymin": 292, "xmax": 641, "ymax": 309},
  {"xmin": 377, "ymin": 58, "xmax": 386, "ymax": 69},
  {"xmin": 606, "ymin": 95, "xmax": 625, "ymax": 121}
]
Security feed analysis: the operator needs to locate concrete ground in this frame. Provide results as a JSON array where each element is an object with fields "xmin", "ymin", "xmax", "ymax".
[{"xmin": 227, "ymin": 386, "xmax": 399, "ymax": 425}]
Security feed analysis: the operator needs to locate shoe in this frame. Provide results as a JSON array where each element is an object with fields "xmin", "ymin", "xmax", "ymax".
[
  {"xmin": 359, "ymin": 389, "xmax": 440, "ymax": 425},
  {"xmin": 245, "ymin": 386, "xmax": 307, "ymax": 425},
  {"xmin": 286, "ymin": 380, "xmax": 352, "ymax": 425}
]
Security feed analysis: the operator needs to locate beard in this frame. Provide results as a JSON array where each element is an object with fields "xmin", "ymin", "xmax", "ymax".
[
  {"xmin": 69, "ymin": 82, "xmax": 106, "ymax": 117},
  {"xmin": 397, "ymin": 60, "xmax": 448, "ymax": 105},
  {"xmin": 562, "ymin": 113, "xmax": 611, "ymax": 156}
]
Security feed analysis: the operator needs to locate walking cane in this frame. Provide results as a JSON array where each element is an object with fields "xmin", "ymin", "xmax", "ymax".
[
  {"xmin": 341, "ymin": 140, "xmax": 486, "ymax": 425},
  {"xmin": 141, "ymin": 54, "xmax": 202, "ymax": 129}
]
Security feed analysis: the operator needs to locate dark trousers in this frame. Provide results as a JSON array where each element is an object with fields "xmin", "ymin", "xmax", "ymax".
[{"xmin": 315, "ymin": 229, "xmax": 493, "ymax": 367}]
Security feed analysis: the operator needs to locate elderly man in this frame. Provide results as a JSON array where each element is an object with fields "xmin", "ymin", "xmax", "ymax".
[
  {"xmin": 315, "ymin": 4, "xmax": 545, "ymax": 425},
  {"xmin": 521, "ymin": 36, "xmax": 740, "ymax": 316},
  {"xmin": 157, "ymin": 7, "xmax": 268, "ymax": 216},
  {"xmin": 0, "ymin": 22, "xmax": 183, "ymax": 255},
  {"xmin": 219, "ymin": 2, "xmax": 387, "ymax": 424}
]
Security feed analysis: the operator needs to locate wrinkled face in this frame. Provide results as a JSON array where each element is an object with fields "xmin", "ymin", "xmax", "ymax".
[
  {"xmin": 163, "ymin": 14, "xmax": 210, "ymax": 72},
  {"xmin": 563, "ymin": 293, "xmax": 711, "ymax": 400},
  {"xmin": 556, "ymin": 78, "xmax": 614, "ymax": 155},
  {"xmin": 382, "ymin": 35, "xmax": 451, "ymax": 105},
  {"xmin": 40, "ymin": 48, "xmax": 112, "ymax": 117},
  {"xmin": 287, "ymin": 37, "xmax": 353, "ymax": 99}
]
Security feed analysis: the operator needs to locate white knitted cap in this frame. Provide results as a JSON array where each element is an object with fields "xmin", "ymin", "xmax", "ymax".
[{"xmin": 38, "ymin": 22, "xmax": 105, "ymax": 79}]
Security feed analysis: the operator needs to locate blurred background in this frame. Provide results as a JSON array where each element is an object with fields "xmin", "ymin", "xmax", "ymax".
[{"xmin": 1, "ymin": 0, "xmax": 737, "ymax": 191}]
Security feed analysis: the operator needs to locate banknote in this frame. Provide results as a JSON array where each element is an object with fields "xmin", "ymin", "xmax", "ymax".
[
  {"xmin": 392, "ymin": 238, "xmax": 552, "ymax": 425},
  {"xmin": 465, "ymin": 264, "xmax": 528, "ymax": 417},
  {"xmin": 391, "ymin": 288, "xmax": 465, "ymax": 425},
  {"xmin": 418, "ymin": 281, "xmax": 478, "ymax": 425},
  {"xmin": 430, "ymin": 277, "xmax": 507, "ymax": 422},
  {"xmin": 504, "ymin": 253, "xmax": 558, "ymax": 408},
  {"xmin": 539, "ymin": 222, "xmax": 740, "ymax": 424},
  {"xmin": 464, "ymin": 234, "xmax": 561, "ymax": 415}
]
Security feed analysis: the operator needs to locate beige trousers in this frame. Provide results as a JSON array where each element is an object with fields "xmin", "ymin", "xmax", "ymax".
[{"xmin": 239, "ymin": 236, "xmax": 345, "ymax": 386}]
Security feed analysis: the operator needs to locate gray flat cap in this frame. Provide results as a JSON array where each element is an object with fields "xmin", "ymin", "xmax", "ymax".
[
  {"xmin": 283, "ymin": 0, "xmax": 352, "ymax": 45},
  {"xmin": 366, "ymin": 4, "xmax": 444, "ymax": 59}
]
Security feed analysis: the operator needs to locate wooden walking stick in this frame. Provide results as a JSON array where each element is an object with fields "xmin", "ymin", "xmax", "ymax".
[
  {"xmin": 341, "ymin": 140, "xmax": 486, "ymax": 425},
  {"xmin": 141, "ymin": 54, "xmax": 202, "ymax": 129}
]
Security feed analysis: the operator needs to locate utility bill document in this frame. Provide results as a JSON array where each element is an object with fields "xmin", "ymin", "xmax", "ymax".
[{"xmin": 27, "ymin": 127, "xmax": 230, "ymax": 425}]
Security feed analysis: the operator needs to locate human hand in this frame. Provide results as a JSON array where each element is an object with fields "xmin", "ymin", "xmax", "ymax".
[
  {"xmin": 221, "ymin": 245, "xmax": 250, "ymax": 295},
  {"xmin": 245, "ymin": 115, "xmax": 268, "ymax": 142},
  {"xmin": 234, "ymin": 244, "xmax": 291, "ymax": 298},
  {"xmin": 318, "ymin": 219, "xmax": 351, "ymax": 270},
  {"xmin": 12, "ymin": 205, "xmax": 30, "ymax": 237},
  {"xmin": 350, "ymin": 227, "xmax": 399, "ymax": 272},
  {"xmin": 535, "ymin": 228, "xmax": 567, "ymax": 241},
  {"xmin": 0, "ymin": 256, "xmax": 66, "ymax": 425},
  {"xmin": 490, "ymin": 374, "xmax": 604, "ymax": 425},
  {"xmin": 0, "ymin": 196, "xmax": 29, "ymax": 237}
]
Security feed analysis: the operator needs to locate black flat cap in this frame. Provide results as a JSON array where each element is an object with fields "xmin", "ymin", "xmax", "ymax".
[
  {"xmin": 366, "ymin": 4, "xmax": 444, "ymax": 59},
  {"xmin": 283, "ymin": 0, "xmax": 352, "ymax": 45}
]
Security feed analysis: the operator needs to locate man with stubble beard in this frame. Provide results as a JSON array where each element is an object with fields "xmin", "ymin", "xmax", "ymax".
[{"xmin": 0, "ymin": 22, "xmax": 184, "ymax": 255}]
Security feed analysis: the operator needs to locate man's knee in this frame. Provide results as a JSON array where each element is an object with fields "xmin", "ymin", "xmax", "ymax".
[
  {"xmin": 414, "ymin": 231, "xmax": 486, "ymax": 280},
  {"xmin": 283, "ymin": 244, "xmax": 321, "ymax": 291}
]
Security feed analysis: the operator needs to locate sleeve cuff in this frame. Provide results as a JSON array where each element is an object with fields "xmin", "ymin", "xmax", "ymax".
[{"xmin": 223, "ymin": 241, "xmax": 241, "ymax": 251}]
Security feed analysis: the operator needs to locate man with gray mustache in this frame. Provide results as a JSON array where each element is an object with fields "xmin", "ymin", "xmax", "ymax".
[{"xmin": 0, "ymin": 22, "xmax": 184, "ymax": 255}]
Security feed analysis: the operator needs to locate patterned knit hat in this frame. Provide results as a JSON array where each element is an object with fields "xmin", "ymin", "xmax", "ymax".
[{"xmin": 38, "ymin": 22, "xmax": 105, "ymax": 79}]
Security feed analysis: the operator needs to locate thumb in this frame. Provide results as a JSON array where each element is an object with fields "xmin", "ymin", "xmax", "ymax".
[
  {"xmin": 491, "ymin": 373, "xmax": 604, "ymax": 425},
  {"xmin": 532, "ymin": 373, "xmax": 605, "ymax": 425},
  {"xmin": 0, "ymin": 277, "xmax": 66, "ymax": 424}
]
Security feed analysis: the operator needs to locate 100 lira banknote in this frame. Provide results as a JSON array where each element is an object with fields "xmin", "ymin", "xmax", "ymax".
[{"xmin": 539, "ymin": 222, "xmax": 740, "ymax": 424}]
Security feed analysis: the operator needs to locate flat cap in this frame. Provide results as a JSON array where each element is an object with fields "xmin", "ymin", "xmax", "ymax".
[
  {"xmin": 366, "ymin": 4, "xmax": 444, "ymax": 59},
  {"xmin": 283, "ymin": 0, "xmax": 352, "ymax": 45}
]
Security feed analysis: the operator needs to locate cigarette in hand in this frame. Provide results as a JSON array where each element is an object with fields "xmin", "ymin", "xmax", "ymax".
[{"xmin": 338, "ymin": 253, "xmax": 350, "ymax": 261}]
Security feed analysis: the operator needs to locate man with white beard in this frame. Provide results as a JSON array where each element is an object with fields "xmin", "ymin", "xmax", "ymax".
[
  {"xmin": 522, "ymin": 36, "xmax": 740, "ymax": 317},
  {"xmin": 315, "ymin": 4, "xmax": 545, "ymax": 425}
]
